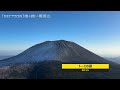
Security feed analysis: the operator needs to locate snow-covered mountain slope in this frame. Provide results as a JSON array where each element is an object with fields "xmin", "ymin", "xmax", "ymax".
[{"xmin": 0, "ymin": 40, "xmax": 115, "ymax": 67}]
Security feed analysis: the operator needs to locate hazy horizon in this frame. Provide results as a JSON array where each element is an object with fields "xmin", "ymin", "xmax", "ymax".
[{"xmin": 0, "ymin": 11, "xmax": 120, "ymax": 58}]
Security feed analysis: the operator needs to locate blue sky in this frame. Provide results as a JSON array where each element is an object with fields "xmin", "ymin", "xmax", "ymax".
[{"xmin": 0, "ymin": 11, "xmax": 120, "ymax": 57}]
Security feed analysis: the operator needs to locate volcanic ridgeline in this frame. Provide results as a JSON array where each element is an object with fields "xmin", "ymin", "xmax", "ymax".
[{"xmin": 0, "ymin": 40, "xmax": 117, "ymax": 67}]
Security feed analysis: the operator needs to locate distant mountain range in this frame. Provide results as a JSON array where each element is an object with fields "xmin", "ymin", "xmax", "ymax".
[
  {"xmin": 0, "ymin": 40, "xmax": 120, "ymax": 79},
  {"xmin": 0, "ymin": 56, "xmax": 13, "ymax": 60},
  {"xmin": 106, "ymin": 56, "xmax": 120, "ymax": 64}
]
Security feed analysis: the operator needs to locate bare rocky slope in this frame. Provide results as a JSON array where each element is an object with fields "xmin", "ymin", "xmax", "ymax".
[
  {"xmin": 0, "ymin": 40, "xmax": 114, "ymax": 67},
  {"xmin": 0, "ymin": 40, "xmax": 120, "ymax": 79}
]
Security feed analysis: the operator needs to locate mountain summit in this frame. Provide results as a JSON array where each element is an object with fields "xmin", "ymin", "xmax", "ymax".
[
  {"xmin": 0, "ymin": 40, "xmax": 120, "ymax": 79},
  {"xmin": 0, "ymin": 40, "xmax": 112, "ymax": 67}
]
